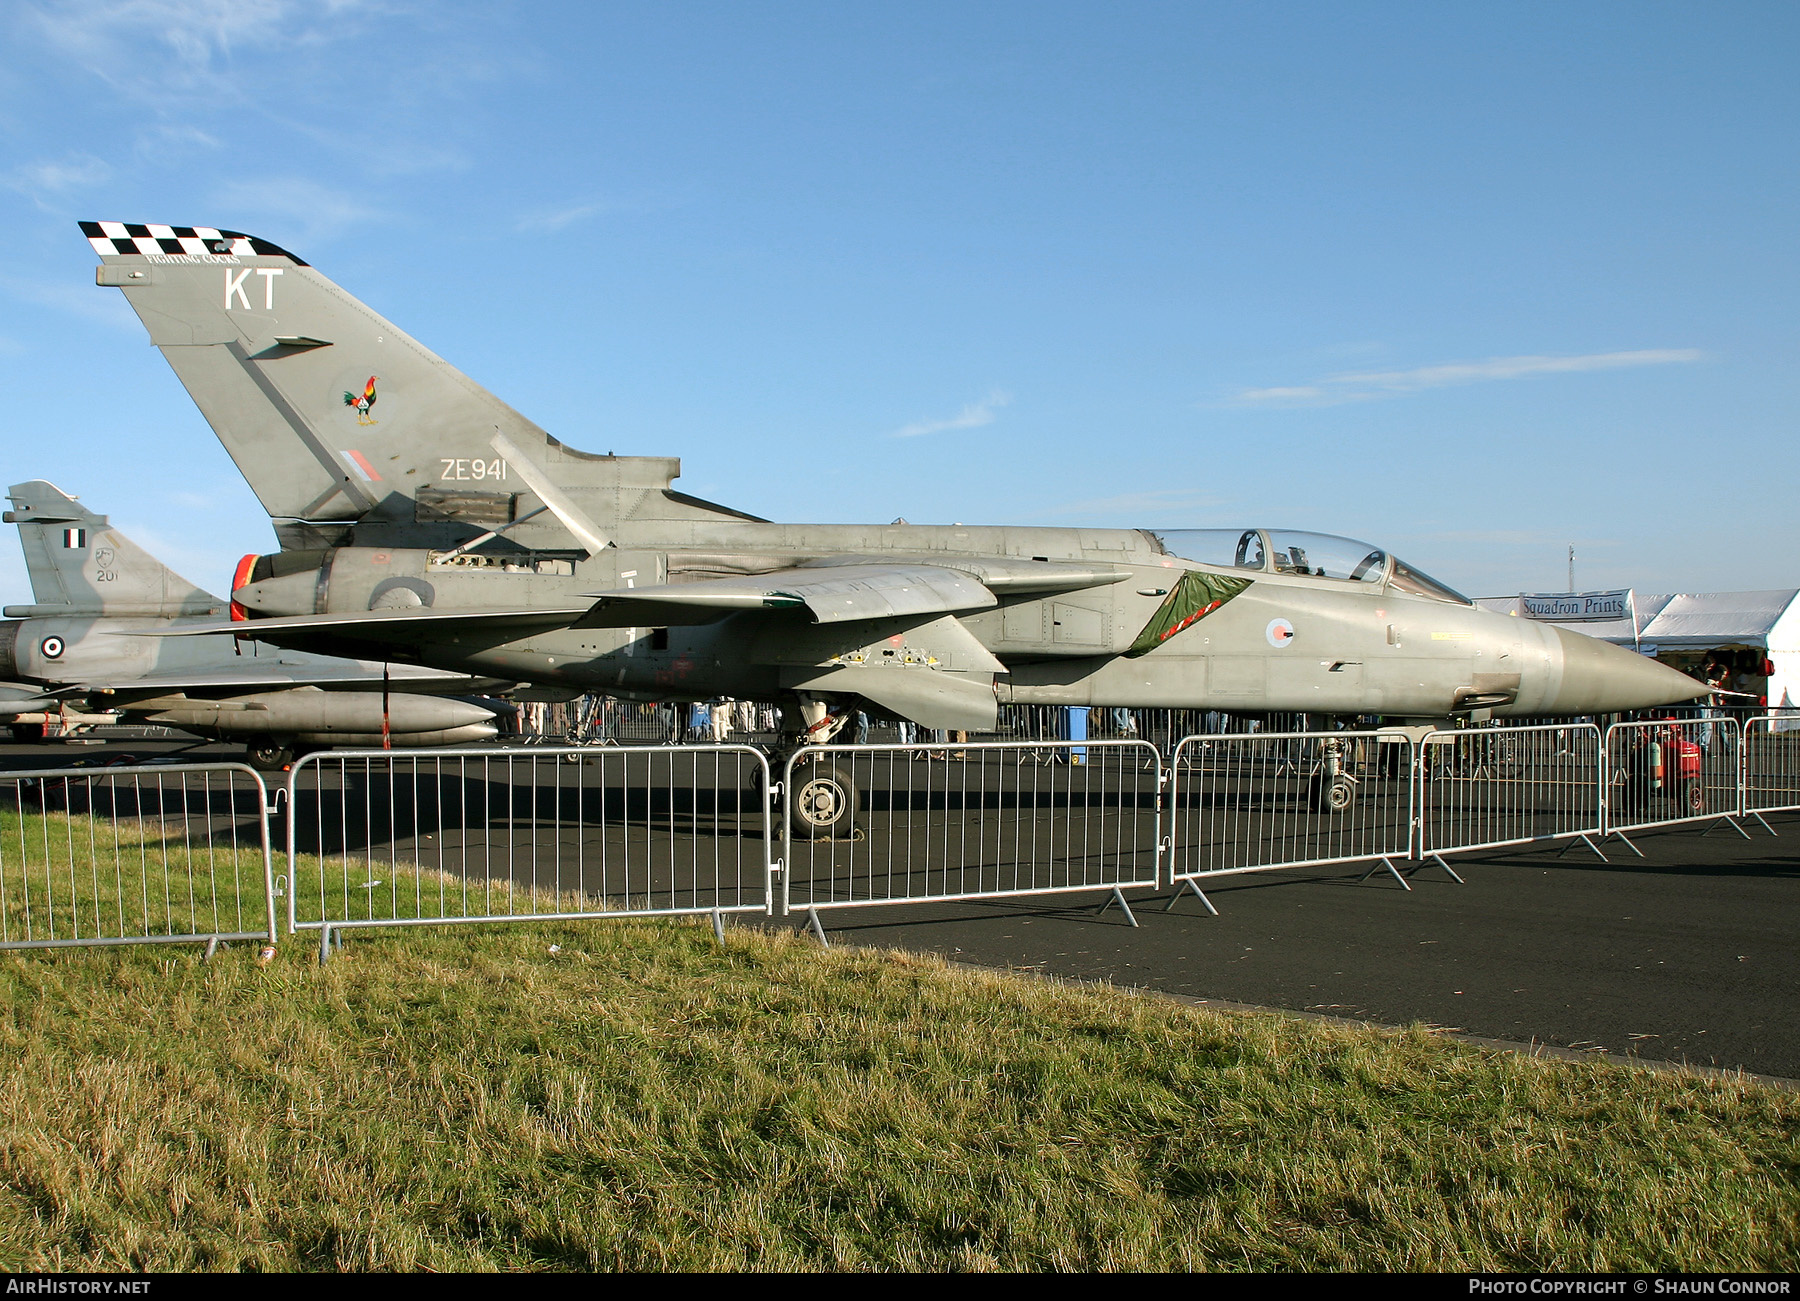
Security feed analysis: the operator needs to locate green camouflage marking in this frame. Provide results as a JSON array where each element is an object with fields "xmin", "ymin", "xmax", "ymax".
[{"xmin": 1124, "ymin": 570, "xmax": 1252, "ymax": 658}]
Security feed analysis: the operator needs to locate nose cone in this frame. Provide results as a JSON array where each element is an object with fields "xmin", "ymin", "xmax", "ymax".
[{"xmin": 1543, "ymin": 626, "xmax": 1707, "ymax": 715}]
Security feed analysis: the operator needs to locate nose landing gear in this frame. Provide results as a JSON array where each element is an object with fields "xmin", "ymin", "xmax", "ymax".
[{"xmin": 1307, "ymin": 737, "xmax": 1359, "ymax": 813}]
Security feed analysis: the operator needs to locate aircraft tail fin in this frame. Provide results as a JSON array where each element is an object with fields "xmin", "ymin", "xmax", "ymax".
[
  {"xmin": 3, "ymin": 480, "xmax": 222, "ymax": 618},
  {"xmin": 82, "ymin": 222, "xmax": 747, "ymax": 550}
]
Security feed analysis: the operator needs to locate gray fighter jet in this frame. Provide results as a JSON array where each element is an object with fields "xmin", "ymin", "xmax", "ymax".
[
  {"xmin": 82, "ymin": 221, "xmax": 1703, "ymax": 798},
  {"xmin": 1, "ymin": 478, "xmax": 510, "ymax": 767}
]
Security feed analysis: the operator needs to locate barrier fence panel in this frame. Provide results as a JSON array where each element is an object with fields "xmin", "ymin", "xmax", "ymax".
[
  {"xmin": 1165, "ymin": 730, "xmax": 1415, "ymax": 883},
  {"xmin": 546, "ymin": 698, "xmax": 1316, "ymax": 755},
  {"xmin": 1418, "ymin": 723, "xmax": 1603, "ymax": 858},
  {"xmin": 1741, "ymin": 715, "xmax": 1800, "ymax": 818},
  {"xmin": 1602, "ymin": 718, "xmax": 1743, "ymax": 837},
  {"xmin": 285, "ymin": 745, "xmax": 773, "ymax": 940},
  {"xmin": 781, "ymin": 741, "xmax": 1162, "ymax": 916},
  {"xmin": 0, "ymin": 763, "xmax": 275, "ymax": 950}
]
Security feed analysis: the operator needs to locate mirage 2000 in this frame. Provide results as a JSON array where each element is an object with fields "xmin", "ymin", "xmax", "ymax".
[
  {"xmin": 0, "ymin": 479, "xmax": 511, "ymax": 767},
  {"xmin": 80, "ymin": 221, "xmax": 1704, "ymax": 826}
]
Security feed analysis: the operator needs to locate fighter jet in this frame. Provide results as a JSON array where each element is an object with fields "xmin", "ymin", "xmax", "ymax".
[
  {"xmin": 81, "ymin": 221, "xmax": 1704, "ymax": 771},
  {"xmin": 1, "ymin": 478, "xmax": 511, "ymax": 768}
]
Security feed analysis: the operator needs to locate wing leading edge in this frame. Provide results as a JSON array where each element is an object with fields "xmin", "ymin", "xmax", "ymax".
[{"xmin": 575, "ymin": 558, "xmax": 1129, "ymax": 628}]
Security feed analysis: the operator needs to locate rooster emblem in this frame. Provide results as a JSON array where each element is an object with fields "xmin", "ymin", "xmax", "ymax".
[{"xmin": 343, "ymin": 376, "xmax": 379, "ymax": 425}]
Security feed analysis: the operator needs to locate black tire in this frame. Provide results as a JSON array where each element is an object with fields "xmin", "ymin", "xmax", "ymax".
[
  {"xmin": 245, "ymin": 742, "xmax": 296, "ymax": 773},
  {"xmin": 18, "ymin": 776, "xmax": 80, "ymax": 812},
  {"xmin": 789, "ymin": 763, "xmax": 860, "ymax": 839},
  {"xmin": 1681, "ymin": 777, "xmax": 1705, "ymax": 815},
  {"xmin": 9, "ymin": 723, "xmax": 42, "ymax": 743},
  {"xmin": 1308, "ymin": 771, "xmax": 1356, "ymax": 814}
]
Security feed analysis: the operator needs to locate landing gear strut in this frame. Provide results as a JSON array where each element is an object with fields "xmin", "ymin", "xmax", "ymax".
[
  {"xmin": 1308, "ymin": 736, "xmax": 1358, "ymax": 813},
  {"xmin": 763, "ymin": 692, "xmax": 861, "ymax": 839}
]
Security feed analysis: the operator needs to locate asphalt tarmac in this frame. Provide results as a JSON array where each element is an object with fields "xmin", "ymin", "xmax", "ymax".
[
  {"xmin": 4, "ymin": 734, "xmax": 1796, "ymax": 1079},
  {"xmin": 819, "ymin": 816, "xmax": 1800, "ymax": 1080}
]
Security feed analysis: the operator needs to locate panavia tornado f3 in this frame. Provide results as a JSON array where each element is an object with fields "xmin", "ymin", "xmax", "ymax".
[
  {"xmin": 1, "ymin": 478, "xmax": 511, "ymax": 767},
  {"xmin": 83, "ymin": 220, "xmax": 1705, "ymax": 757}
]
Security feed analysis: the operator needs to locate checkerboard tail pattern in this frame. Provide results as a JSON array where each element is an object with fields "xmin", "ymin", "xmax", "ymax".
[{"xmin": 79, "ymin": 221, "xmax": 308, "ymax": 265}]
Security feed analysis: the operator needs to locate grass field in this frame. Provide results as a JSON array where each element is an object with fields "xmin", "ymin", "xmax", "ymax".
[{"xmin": 0, "ymin": 807, "xmax": 1796, "ymax": 1270}]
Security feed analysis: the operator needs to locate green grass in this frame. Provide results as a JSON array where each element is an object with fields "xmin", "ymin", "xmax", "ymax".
[
  {"xmin": 0, "ymin": 805, "xmax": 274, "ymax": 946},
  {"xmin": 0, "ymin": 809, "xmax": 1796, "ymax": 1270}
]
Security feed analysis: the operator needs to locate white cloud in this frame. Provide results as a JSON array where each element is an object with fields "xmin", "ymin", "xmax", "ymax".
[
  {"xmin": 2, "ymin": 278, "xmax": 140, "ymax": 330},
  {"xmin": 1230, "ymin": 385, "xmax": 1323, "ymax": 405},
  {"xmin": 121, "ymin": 523, "xmax": 231, "ymax": 593},
  {"xmin": 891, "ymin": 389, "xmax": 1012, "ymax": 439},
  {"xmin": 208, "ymin": 176, "xmax": 384, "ymax": 243},
  {"xmin": 21, "ymin": 0, "xmax": 382, "ymax": 100},
  {"xmin": 7, "ymin": 153, "xmax": 111, "ymax": 205},
  {"xmin": 1232, "ymin": 349, "xmax": 1704, "ymax": 408},
  {"xmin": 515, "ymin": 189, "xmax": 685, "ymax": 235},
  {"xmin": 516, "ymin": 201, "xmax": 621, "ymax": 235},
  {"xmin": 0, "ymin": 546, "xmax": 29, "ymax": 610},
  {"xmin": 1043, "ymin": 488, "xmax": 1225, "ymax": 519}
]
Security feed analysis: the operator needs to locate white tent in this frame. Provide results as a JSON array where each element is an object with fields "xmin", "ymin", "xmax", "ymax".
[{"xmin": 1476, "ymin": 589, "xmax": 1800, "ymax": 717}]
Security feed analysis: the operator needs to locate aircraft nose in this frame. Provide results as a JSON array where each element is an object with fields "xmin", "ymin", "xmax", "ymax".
[{"xmin": 1543, "ymin": 625, "xmax": 1707, "ymax": 715}]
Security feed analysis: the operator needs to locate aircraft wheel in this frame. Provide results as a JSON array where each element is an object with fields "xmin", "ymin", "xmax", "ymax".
[
  {"xmin": 246, "ymin": 742, "xmax": 296, "ymax": 773},
  {"xmin": 789, "ymin": 764, "xmax": 859, "ymax": 839},
  {"xmin": 1309, "ymin": 771, "xmax": 1356, "ymax": 814}
]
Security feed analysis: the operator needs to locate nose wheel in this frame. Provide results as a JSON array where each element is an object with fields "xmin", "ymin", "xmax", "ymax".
[
  {"xmin": 1308, "ymin": 737, "xmax": 1359, "ymax": 813},
  {"xmin": 246, "ymin": 741, "xmax": 296, "ymax": 773},
  {"xmin": 1309, "ymin": 771, "xmax": 1357, "ymax": 813}
]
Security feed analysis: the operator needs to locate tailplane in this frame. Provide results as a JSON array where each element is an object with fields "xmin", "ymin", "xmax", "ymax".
[
  {"xmin": 4, "ymin": 480, "xmax": 221, "ymax": 618},
  {"xmin": 83, "ymin": 222, "xmax": 756, "ymax": 551}
]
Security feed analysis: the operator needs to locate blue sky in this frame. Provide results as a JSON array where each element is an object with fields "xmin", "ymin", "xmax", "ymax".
[{"xmin": 2, "ymin": 1, "xmax": 1796, "ymax": 606}]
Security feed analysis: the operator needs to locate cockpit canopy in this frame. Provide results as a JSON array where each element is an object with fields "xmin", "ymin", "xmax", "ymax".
[{"xmin": 1151, "ymin": 529, "xmax": 1471, "ymax": 605}]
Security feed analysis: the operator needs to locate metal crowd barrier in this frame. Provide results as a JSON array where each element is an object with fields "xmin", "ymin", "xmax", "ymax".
[
  {"xmin": 0, "ymin": 763, "xmax": 275, "ymax": 951},
  {"xmin": 1417, "ymin": 723, "xmax": 1604, "ymax": 861},
  {"xmin": 284, "ymin": 746, "xmax": 774, "ymax": 958},
  {"xmin": 543, "ymin": 697, "xmax": 1304, "ymax": 755},
  {"xmin": 1742, "ymin": 715, "xmax": 1800, "ymax": 828},
  {"xmin": 779, "ymin": 740, "xmax": 1162, "ymax": 937},
  {"xmin": 1600, "ymin": 717, "xmax": 1745, "ymax": 848},
  {"xmin": 1164, "ymin": 729, "xmax": 1418, "ymax": 898},
  {"xmin": 9, "ymin": 717, "xmax": 1797, "ymax": 964}
]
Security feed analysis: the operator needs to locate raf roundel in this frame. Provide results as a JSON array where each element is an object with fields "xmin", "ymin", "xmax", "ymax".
[
  {"xmin": 1265, "ymin": 618, "xmax": 1295, "ymax": 648},
  {"xmin": 40, "ymin": 636, "xmax": 65, "ymax": 660}
]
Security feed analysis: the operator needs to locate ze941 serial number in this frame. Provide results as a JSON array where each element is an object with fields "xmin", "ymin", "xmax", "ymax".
[{"xmin": 440, "ymin": 458, "xmax": 508, "ymax": 482}]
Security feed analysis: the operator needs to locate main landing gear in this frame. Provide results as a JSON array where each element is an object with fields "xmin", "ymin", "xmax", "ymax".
[{"xmin": 759, "ymin": 692, "xmax": 863, "ymax": 840}]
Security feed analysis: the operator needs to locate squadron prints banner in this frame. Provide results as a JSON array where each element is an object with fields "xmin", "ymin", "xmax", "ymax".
[{"xmin": 1519, "ymin": 590, "xmax": 1634, "ymax": 622}]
